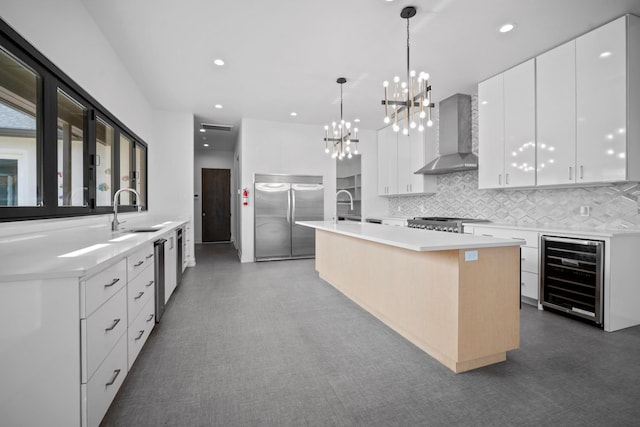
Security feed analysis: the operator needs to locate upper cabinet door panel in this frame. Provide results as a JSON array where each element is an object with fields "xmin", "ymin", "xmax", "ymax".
[
  {"xmin": 536, "ymin": 40, "xmax": 577, "ymax": 186},
  {"xmin": 478, "ymin": 73, "xmax": 505, "ymax": 189},
  {"xmin": 396, "ymin": 133, "xmax": 412, "ymax": 194},
  {"xmin": 576, "ymin": 16, "xmax": 627, "ymax": 183},
  {"xmin": 503, "ymin": 59, "xmax": 536, "ymax": 187}
]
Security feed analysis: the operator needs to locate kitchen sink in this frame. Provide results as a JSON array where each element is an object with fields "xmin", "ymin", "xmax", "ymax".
[{"xmin": 128, "ymin": 227, "xmax": 160, "ymax": 233}]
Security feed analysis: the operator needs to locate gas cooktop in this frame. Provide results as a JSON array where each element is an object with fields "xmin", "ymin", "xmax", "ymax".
[{"xmin": 407, "ymin": 217, "xmax": 490, "ymax": 233}]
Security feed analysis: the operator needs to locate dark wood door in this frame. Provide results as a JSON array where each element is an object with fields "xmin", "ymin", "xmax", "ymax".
[{"xmin": 202, "ymin": 168, "xmax": 231, "ymax": 242}]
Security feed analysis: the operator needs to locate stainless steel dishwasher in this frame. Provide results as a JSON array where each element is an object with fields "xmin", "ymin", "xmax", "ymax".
[{"xmin": 154, "ymin": 238, "xmax": 167, "ymax": 323}]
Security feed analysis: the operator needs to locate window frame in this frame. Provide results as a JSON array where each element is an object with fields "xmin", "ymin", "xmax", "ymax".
[{"xmin": 0, "ymin": 17, "xmax": 148, "ymax": 222}]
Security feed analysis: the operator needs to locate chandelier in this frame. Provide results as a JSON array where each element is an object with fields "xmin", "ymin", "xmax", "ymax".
[
  {"xmin": 381, "ymin": 6, "xmax": 433, "ymax": 135},
  {"xmin": 324, "ymin": 77, "xmax": 359, "ymax": 160}
]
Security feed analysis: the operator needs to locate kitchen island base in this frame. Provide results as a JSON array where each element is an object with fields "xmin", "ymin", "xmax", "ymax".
[{"xmin": 315, "ymin": 229, "xmax": 520, "ymax": 373}]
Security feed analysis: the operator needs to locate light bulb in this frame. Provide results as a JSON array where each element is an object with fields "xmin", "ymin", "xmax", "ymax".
[
  {"xmin": 383, "ymin": 81, "xmax": 389, "ymax": 87},
  {"xmin": 392, "ymin": 124, "xmax": 400, "ymax": 132},
  {"xmin": 401, "ymin": 81, "xmax": 407, "ymax": 89},
  {"xmin": 393, "ymin": 76, "xmax": 400, "ymax": 83},
  {"xmin": 418, "ymin": 125, "xmax": 425, "ymax": 132},
  {"xmin": 346, "ymin": 122, "xmax": 351, "ymax": 129},
  {"xmin": 354, "ymin": 149, "xmax": 359, "ymax": 155},
  {"xmin": 410, "ymin": 70, "xmax": 416, "ymax": 77},
  {"xmin": 346, "ymin": 145, "xmax": 351, "ymax": 151},
  {"xmin": 341, "ymin": 119, "xmax": 345, "ymax": 124},
  {"xmin": 421, "ymin": 72, "xmax": 430, "ymax": 80},
  {"xmin": 419, "ymin": 111, "xmax": 426, "ymax": 119},
  {"xmin": 384, "ymin": 116, "xmax": 390, "ymax": 124},
  {"xmin": 402, "ymin": 128, "xmax": 409, "ymax": 135},
  {"xmin": 354, "ymin": 128, "xmax": 358, "ymax": 133},
  {"xmin": 348, "ymin": 153, "xmax": 352, "ymax": 159},
  {"xmin": 324, "ymin": 125, "xmax": 328, "ymax": 130},
  {"xmin": 410, "ymin": 121, "xmax": 416, "ymax": 129},
  {"xmin": 325, "ymin": 148, "xmax": 330, "ymax": 154},
  {"xmin": 346, "ymin": 140, "xmax": 351, "ymax": 145},
  {"xmin": 427, "ymin": 120, "xmax": 433, "ymax": 127},
  {"xmin": 331, "ymin": 121, "xmax": 336, "ymax": 128}
]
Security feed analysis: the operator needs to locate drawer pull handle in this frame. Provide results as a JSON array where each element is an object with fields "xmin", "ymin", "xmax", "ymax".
[
  {"xmin": 133, "ymin": 260, "xmax": 144, "ymax": 267},
  {"xmin": 146, "ymin": 314, "xmax": 154, "ymax": 322},
  {"xmin": 104, "ymin": 278, "xmax": 120, "ymax": 288},
  {"xmin": 105, "ymin": 318, "xmax": 121, "ymax": 331},
  {"xmin": 481, "ymin": 234, "xmax": 493, "ymax": 237},
  {"xmin": 134, "ymin": 291, "xmax": 144, "ymax": 300},
  {"xmin": 134, "ymin": 330, "xmax": 145, "ymax": 341},
  {"xmin": 145, "ymin": 253, "xmax": 154, "ymax": 259},
  {"xmin": 105, "ymin": 369, "xmax": 121, "ymax": 386},
  {"xmin": 146, "ymin": 280, "xmax": 154, "ymax": 287}
]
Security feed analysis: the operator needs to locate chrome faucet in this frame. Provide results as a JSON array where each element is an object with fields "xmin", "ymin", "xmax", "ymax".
[{"xmin": 112, "ymin": 188, "xmax": 142, "ymax": 231}]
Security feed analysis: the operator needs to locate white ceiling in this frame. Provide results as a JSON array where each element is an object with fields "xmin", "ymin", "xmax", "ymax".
[{"xmin": 80, "ymin": 0, "xmax": 640, "ymax": 153}]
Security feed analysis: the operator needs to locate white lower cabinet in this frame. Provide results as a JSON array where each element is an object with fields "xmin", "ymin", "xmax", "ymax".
[
  {"xmin": 82, "ymin": 333, "xmax": 128, "ymax": 427},
  {"xmin": 128, "ymin": 297, "xmax": 156, "ymax": 369},
  {"xmin": 473, "ymin": 226, "xmax": 540, "ymax": 305}
]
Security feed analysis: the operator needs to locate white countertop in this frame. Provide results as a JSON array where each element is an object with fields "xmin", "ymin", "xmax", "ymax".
[
  {"xmin": 297, "ymin": 221, "xmax": 523, "ymax": 252},
  {"xmin": 464, "ymin": 222, "xmax": 640, "ymax": 238},
  {"xmin": 0, "ymin": 219, "xmax": 187, "ymax": 282}
]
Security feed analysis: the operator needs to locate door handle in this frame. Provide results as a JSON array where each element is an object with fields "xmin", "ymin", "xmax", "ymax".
[
  {"xmin": 291, "ymin": 189, "xmax": 296, "ymax": 223},
  {"xmin": 286, "ymin": 190, "xmax": 291, "ymax": 223}
]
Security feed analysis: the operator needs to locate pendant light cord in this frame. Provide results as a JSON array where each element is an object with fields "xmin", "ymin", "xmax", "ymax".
[{"xmin": 406, "ymin": 16, "xmax": 411, "ymax": 104}]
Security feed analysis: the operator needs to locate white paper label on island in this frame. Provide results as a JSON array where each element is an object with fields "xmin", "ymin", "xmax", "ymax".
[{"xmin": 464, "ymin": 250, "xmax": 478, "ymax": 262}]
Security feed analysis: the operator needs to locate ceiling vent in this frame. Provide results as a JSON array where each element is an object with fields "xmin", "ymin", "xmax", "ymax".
[{"xmin": 201, "ymin": 123, "xmax": 233, "ymax": 132}]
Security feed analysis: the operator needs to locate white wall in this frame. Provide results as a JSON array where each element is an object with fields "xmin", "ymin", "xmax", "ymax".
[
  {"xmin": 1, "ymin": 0, "xmax": 153, "ymax": 141},
  {"xmin": 239, "ymin": 118, "xmax": 336, "ymax": 262},
  {"xmin": 194, "ymin": 150, "xmax": 235, "ymax": 244},
  {"xmin": 0, "ymin": 1, "xmax": 196, "ymax": 263}
]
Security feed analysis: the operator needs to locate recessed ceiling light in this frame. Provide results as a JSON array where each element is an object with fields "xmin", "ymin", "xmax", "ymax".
[
  {"xmin": 498, "ymin": 23, "xmax": 516, "ymax": 33},
  {"xmin": 203, "ymin": 143, "xmax": 209, "ymax": 147},
  {"xmin": 290, "ymin": 112, "xmax": 297, "ymax": 117},
  {"xmin": 354, "ymin": 118, "xmax": 360, "ymax": 123},
  {"xmin": 214, "ymin": 59, "xmax": 225, "ymax": 66},
  {"xmin": 199, "ymin": 128, "xmax": 205, "ymax": 133},
  {"xmin": 600, "ymin": 51, "xmax": 612, "ymax": 58},
  {"xmin": 214, "ymin": 104, "xmax": 223, "ymax": 109}
]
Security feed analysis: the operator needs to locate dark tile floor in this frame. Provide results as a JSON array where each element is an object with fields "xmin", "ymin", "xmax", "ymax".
[{"xmin": 102, "ymin": 243, "xmax": 640, "ymax": 427}]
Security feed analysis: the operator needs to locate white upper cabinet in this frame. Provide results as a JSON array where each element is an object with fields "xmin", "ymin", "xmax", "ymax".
[
  {"xmin": 478, "ymin": 72, "xmax": 504, "ymax": 189},
  {"xmin": 479, "ymin": 59, "xmax": 535, "ymax": 189},
  {"xmin": 377, "ymin": 125, "xmax": 436, "ymax": 196},
  {"xmin": 576, "ymin": 16, "xmax": 628, "ymax": 183},
  {"xmin": 377, "ymin": 125, "xmax": 397, "ymax": 195},
  {"xmin": 504, "ymin": 59, "xmax": 536, "ymax": 187},
  {"xmin": 536, "ymin": 40, "xmax": 576, "ymax": 185}
]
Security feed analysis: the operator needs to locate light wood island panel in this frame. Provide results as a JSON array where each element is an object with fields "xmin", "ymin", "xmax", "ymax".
[{"xmin": 315, "ymin": 229, "xmax": 520, "ymax": 373}]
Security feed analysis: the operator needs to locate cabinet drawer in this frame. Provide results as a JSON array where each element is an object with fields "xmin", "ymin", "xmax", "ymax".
[
  {"xmin": 127, "ymin": 245, "xmax": 154, "ymax": 281},
  {"xmin": 82, "ymin": 286, "xmax": 127, "ymax": 383},
  {"xmin": 474, "ymin": 227, "xmax": 539, "ymax": 247},
  {"xmin": 521, "ymin": 271, "xmax": 539, "ymax": 301},
  {"xmin": 127, "ymin": 263, "xmax": 155, "ymax": 325},
  {"xmin": 82, "ymin": 333, "xmax": 127, "ymax": 427},
  {"xmin": 128, "ymin": 297, "xmax": 156, "ymax": 369},
  {"xmin": 82, "ymin": 259, "xmax": 126, "ymax": 317},
  {"xmin": 521, "ymin": 246, "xmax": 539, "ymax": 273}
]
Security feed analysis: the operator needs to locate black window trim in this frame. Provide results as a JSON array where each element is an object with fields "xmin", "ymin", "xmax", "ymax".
[{"xmin": 0, "ymin": 17, "xmax": 148, "ymax": 222}]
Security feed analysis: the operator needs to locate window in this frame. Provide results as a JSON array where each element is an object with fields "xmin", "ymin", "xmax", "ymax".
[
  {"xmin": 0, "ymin": 46, "xmax": 40, "ymax": 207},
  {"xmin": 0, "ymin": 19, "xmax": 148, "ymax": 221},
  {"xmin": 57, "ymin": 89, "xmax": 86, "ymax": 207},
  {"xmin": 95, "ymin": 117, "xmax": 114, "ymax": 206}
]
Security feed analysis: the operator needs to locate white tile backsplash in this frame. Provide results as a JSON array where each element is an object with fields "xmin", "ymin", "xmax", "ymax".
[{"xmin": 387, "ymin": 95, "xmax": 640, "ymax": 230}]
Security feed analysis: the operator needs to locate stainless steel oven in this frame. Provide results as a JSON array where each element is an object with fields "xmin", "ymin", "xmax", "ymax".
[{"xmin": 540, "ymin": 235, "xmax": 604, "ymax": 326}]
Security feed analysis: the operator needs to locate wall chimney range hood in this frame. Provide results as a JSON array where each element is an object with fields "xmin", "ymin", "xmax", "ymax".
[{"xmin": 415, "ymin": 93, "xmax": 476, "ymax": 175}]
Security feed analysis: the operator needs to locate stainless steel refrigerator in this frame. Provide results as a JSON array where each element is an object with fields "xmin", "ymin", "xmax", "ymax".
[{"xmin": 254, "ymin": 174, "xmax": 324, "ymax": 261}]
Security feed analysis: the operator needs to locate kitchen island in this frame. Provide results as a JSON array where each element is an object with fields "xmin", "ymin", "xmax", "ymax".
[{"xmin": 297, "ymin": 221, "xmax": 523, "ymax": 373}]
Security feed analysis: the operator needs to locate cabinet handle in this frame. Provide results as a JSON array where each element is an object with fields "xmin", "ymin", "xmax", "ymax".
[
  {"xmin": 134, "ymin": 291, "xmax": 144, "ymax": 300},
  {"xmin": 146, "ymin": 280, "xmax": 154, "ymax": 287},
  {"xmin": 133, "ymin": 260, "xmax": 144, "ymax": 267},
  {"xmin": 521, "ymin": 257, "xmax": 526, "ymax": 261},
  {"xmin": 105, "ymin": 369, "xmax": 121, "ymax": 386},
  {"xmin": 105, "ymin": 318, "xmax": 121, "ymax": 331},
  {"xmin": 498, "ymin": 174, "xmax": 502, "ymax": 186},
  {"xmin": 104, "ymin": 278, "xmax": 120, "ymax": 288},
  {"xmin": 146, "ymin": 314, "xmax": 154, "ymax": 322},
  {"xmin": 505, "ymin": 173, "xmax": 510, "ymax": 185},
  {"xmin": 145, "ymin": 253, "xmax": 154, "ymax": 259},
  {"xmin": 134, "ymin": 330, "xmax": 145, "ymax": 341},
  {"xmin": 521, "ymin": 282, "xmax": 525, "ymax": 287},
  {"xmin": 511, "ymin": 237, "xmax": 525, "ymax": 240},
  {"xmin": 569, "ymin": 166, "xmax": 573, "ymax": 180},
  {"xmin": 481, "ymin": 234, "xmax": 493, "ymax": 237},
  {"xmin": 580, "ymin": 165, "xmax": 584, "ymax": 179}
]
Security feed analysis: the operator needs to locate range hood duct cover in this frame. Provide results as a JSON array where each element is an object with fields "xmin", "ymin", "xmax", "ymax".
[
  {"xmin": 415, "ymin": 93, "xmax": 477, "ymax": 175},
  {"xmin": 201, "ymin": 123, "xmax": 233, "ymax": 132}
]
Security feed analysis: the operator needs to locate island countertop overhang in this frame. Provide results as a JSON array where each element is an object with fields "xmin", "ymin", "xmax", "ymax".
[{"xmin": 296, "ymin": 221, "xmax": 523, "ymax": 252}]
